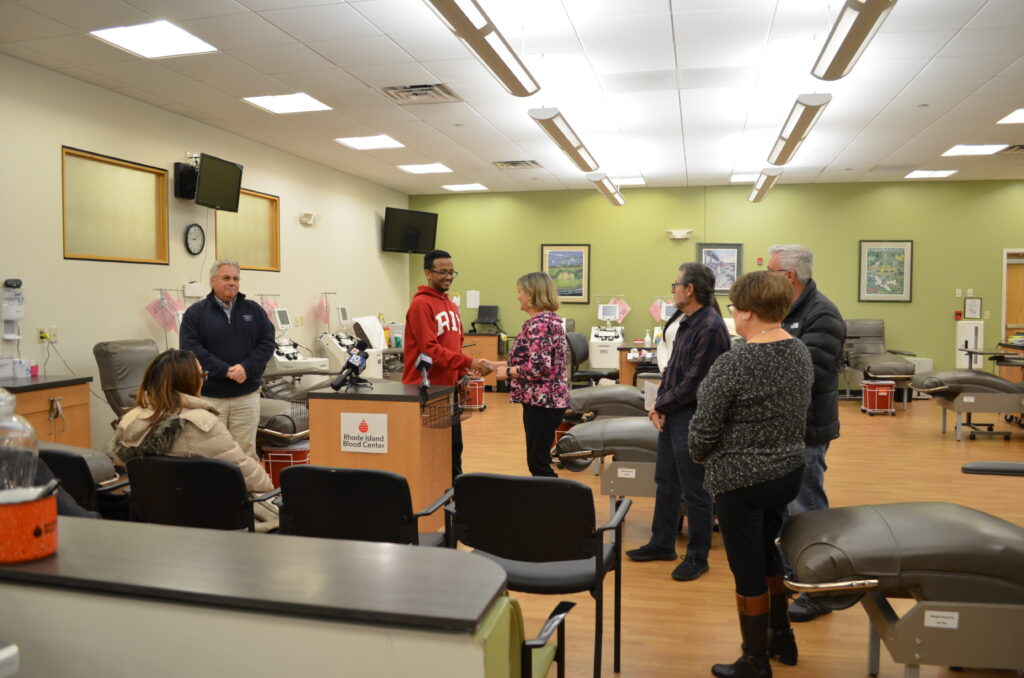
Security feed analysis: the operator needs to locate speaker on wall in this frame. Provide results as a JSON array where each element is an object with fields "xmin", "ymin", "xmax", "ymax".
[{"xmin": 174, "ymin": 162, "xmax": 198, "ymax": 199}]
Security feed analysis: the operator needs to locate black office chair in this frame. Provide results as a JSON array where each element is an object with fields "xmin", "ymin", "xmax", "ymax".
[
  {"xmin": 38, "ymin": 443, "xmax": 129, "ymax": 519},
  {"xmin": 567, "ymin": 332, "xmax": 619, "ymax": 387},
  {"xmin": 277, "ymin": 465, "xmax": 451, "ymax": 546},
  {"xmin": 471, "ymin": 305, "xmax": 503, "ymax": 334},
  {"xmin": 126, "ymin": 456, "xmax": 280, "ymax": 532},
  {"xmin": 451, "ymin": 473, "xmax": 631, "ymax": 678}
]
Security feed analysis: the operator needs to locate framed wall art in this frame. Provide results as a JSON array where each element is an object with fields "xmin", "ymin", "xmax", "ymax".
[
  {"xmin": 541, "ymin": 244, "xmax": 589, "ymax": 304},
  {"xmin": 696, "ymin": 243, "xmax": 743, "ymax": 293},
  {"xmin": 859, "ymin": 240, "xmax": 912, "ymax": 302}
]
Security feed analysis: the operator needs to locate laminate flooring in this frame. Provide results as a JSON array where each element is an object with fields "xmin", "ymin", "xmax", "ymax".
[{"xmin": 459, "ymin": 393, "xmax": 1024, "ymax": 678}]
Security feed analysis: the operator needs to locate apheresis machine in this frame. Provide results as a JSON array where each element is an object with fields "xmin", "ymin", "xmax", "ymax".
[
  {"xmin": 266, "ymin": 308, "xmax": 329, "ymax": 376},
  {"xmin": 590, "ymin": 303, "xmax": 625, "ymax": 370}
]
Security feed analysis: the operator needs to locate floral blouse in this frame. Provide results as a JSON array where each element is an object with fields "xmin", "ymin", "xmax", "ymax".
[{"xmin": 508, "ymin": 311, "xmax": 570, "ymax": 409}]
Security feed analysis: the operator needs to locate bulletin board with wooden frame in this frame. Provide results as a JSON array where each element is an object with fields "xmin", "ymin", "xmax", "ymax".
[
  {"xmin": 61, "ymin": 146, "xmax": 169, "ymax": 265},
  {"xmin": 215, "ymin": 188, "xmax": 281, "ymax": 271}
]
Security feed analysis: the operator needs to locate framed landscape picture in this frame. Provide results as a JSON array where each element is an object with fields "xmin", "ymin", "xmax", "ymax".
[
  {"xmin": 859, "ymin": 240, "xmax": 912, "ymax": 302},
  {"xmin": 697, "ymin": 243, "xmax": 743, "ymax": 294},
  {"xmin": 541, "ymin": 244, "xmax": 590, "ymax": 304}
]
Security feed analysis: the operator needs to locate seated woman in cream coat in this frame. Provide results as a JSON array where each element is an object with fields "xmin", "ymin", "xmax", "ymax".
[{"xmin": 109, "ymin": 348, "xmax": 278, "ymax": 531}]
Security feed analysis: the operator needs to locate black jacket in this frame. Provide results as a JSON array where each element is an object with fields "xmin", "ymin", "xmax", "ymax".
[
  {"xmin": 782, "ymin": 279, "xmax": 845, "ymax": 445},
  {"xmin": 179, "ymin": 291, "xmax": 276, "ymax": 398}
]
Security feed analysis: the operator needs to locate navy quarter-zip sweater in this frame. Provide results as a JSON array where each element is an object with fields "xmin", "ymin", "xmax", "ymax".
[{"xmin": 180, "ymin": 291, "xmax": 276, "ymax": 398}]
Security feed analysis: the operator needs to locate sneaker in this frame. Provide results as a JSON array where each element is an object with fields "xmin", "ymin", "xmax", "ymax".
[
  {"xmin": 625, "ymin": 543, "xmax": 677, "ymax": 562},
  {"xmin": 671, "ymin": 556, "xmax": 709, "ymax": 581},
  {"xmin": 788, "ymin": 594, "xmax": 832, "ymax": 622}
]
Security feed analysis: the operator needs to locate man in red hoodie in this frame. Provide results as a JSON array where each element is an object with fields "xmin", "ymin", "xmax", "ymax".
[{"xmin": 403, "ymin": 249, "xmax": 494, "ymax": 480}]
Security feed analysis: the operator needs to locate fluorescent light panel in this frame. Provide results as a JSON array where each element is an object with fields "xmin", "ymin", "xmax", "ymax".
[
  {"xmin": 422, "ymin": 0, "xmax": 539, "ymax": 97},
  {"xmin": 244, "ymin": 93, "xmax": 331, "ymax": 114},
  {"xmin": 768, "ymin": 93, "xmax": 832, "ymax": 166},
  {"xmin": 905, "ymin": 170, "xmax": 957, "ymax": 179},
  {"xmin": 398, "ymin": 163, "xmax": 453, "ymax": 174},
  {"xmin": 336, "ymin": 135, "xmax": 404, "ymax": 150},
  {"xmin": 748, "ymin": 169, "xmax": 783, "ymax": 203},
  {"xmin": 586, "ymin": 173, "xmax": 626, "ymax": 206},
  {"xmin": 942, "ymin": 144, "xmax": 1009, "ymax": 157},
  {"xmin": 997, "ymin": 108, "xmax": 1024, "ymax": 124},
  {"xmin": 90, "ymin": 20, "xmax": 216, "ymax": 58},
  {"xmin": 529, "ymin": 108, "xmax": 600, "ymax": 172},
  {"xmin": 811, "ymin": 0, "xmax": 896, "ymax": 81},
  {"xmin": 442, "ymin": 183, "xmax": 488, "ymax": 191}
]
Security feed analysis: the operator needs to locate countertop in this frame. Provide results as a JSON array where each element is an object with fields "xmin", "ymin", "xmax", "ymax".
[
  {"xmin": 0, "ymin": 374, "xmax": 92, "ymax": 393},
  {"xmin": 307, "ymin": 379, "xmax": 454, "ymax": 402}
]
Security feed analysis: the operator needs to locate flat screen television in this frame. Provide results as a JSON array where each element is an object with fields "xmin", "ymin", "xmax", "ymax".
[
  {"xmin": 382, "ymin": 207, "xmax": 437, "ymax": 253},
  {"xmin": 195, "ymin": 153, "xmax": 243, "ymax": 212}
]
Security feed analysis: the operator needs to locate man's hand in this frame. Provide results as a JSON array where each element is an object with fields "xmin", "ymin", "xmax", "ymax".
[
  {"xmin": 649, "ymin": 410, "xmax": 665, "ymax": 432},
  {"xmin": 226, "ymin": 364, "xmax": 247, "ymax": 384},
  {"xmin": 471, "ymin": 358, "xmax": 496, "ymax": 376}
]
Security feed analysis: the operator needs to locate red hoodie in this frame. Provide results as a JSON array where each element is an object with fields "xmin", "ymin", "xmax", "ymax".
[{"xmin": 402, "ymin": 285, "xmax": 472, "ymax": 385}]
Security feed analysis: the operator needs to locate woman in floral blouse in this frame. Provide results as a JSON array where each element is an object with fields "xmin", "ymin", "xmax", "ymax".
[{"xmin": 496, "ymin": 272, "xmax": 570, "ymax": 476}]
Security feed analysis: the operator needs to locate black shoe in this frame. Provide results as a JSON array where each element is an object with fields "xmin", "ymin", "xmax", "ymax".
[
  {"xmin": 788, "ymin": 595, "xmax": 832, "ymax": 623},
  {"xmin": 671, "ymin": 556, "xmax": 709, "ymax": 581},
  {"xmin": 767, "ymin": 628, "xmax": 797, "ymax": 665},
  {"xmin": 711, "ymin": 654, "xmax": 771, "ymax": 678},
  {"xmin": 626, "ymin": 543, "xmax": 677, "ymax": 562}
]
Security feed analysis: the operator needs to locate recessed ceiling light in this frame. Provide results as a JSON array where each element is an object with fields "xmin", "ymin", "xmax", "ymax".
[
  {"xmin": 730, "ymin": 174, "xmax": 759, "ymax": 183},
  {"xmin": 398, "ymin": 163, "xmax": 453, "ymax": 174},
  {"xmin": 90, "ymin": 20, "xmax": 216, "ymax": 59},
  {"xmin": 997, "ymin": 108, "xmax": 1024, "ymax": 124},
  {"xmin": 442, "ymin": 183, "xmax": 488, "ymax": 192},
  {"xmin": 905, "ymin": 170, "xmax": 958, "ymax": 179},
  {"xmin": 336, "ymin": 135, "xmax": 404, "ymax": 150},
  {"xmin": 612, "ymin": 177, "xmax": 646, "ymax": 187},
  {"xmin": 941, "ymin": 144, "xmax": 1008, "ymax": 156},
  {"xmin": 243, "ymin": 93, "xmax": 331, "ymax": 114}
]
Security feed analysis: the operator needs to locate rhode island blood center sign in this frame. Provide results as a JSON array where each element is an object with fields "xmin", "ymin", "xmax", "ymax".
[{"xmin": 340, "ymin": 413, "xmax": 388, "ymax": 453}]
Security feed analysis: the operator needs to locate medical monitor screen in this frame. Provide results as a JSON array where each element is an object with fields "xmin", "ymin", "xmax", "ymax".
[
  {"xmin": 382, "ymin": 207, "xmax": 438, "ymax": 253},
  {"xmin": 194, "ymin": 153, "xmax": 243, "ymax": 212},
  {"xmin": 597, "ymin": 304, "xmax": 619, "ymax": 322},
  {"xmin": 274, "ymin": 308, "xmax": 291, "ymax": 331}
]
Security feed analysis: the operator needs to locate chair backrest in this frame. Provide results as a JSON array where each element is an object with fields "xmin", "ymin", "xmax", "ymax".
[
  {"xmin": 126, "ymin": 456, "xmax": 253, "ymax": 530},
  {"xmin": 38, "ymin": 448, "xmax": 99, "ymax": 511},
  {"xmin": 453, "ymin": 473, "xmax": 597, "ymax": 562},
  {"xmin": 845, "ymin": 319, "xmax": 887, "ymax": 356},
  {"xmin": 93, "ymin": 339, "xmax": 160, "ymax": 417},
  {"xmin": 476, "ymin": 305, "xmax": 500, "ymax": 325},
  {"xmin": 278, "ymin": 465, "xmax": 417, "ymax": 543},
  {"xmin": 565, "ymin": 333, "xmax": 589, "ymax": 368}
]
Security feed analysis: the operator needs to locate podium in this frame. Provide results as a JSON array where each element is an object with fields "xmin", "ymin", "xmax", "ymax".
[{"xmin": 307, "ymin": 381, "xmax": 455, "ymax": 531}]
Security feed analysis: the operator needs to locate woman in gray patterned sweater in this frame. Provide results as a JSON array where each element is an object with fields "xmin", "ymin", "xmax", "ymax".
[{"xmin": 689, "ymin": 271, "xmax": 813, "ymax": 678}]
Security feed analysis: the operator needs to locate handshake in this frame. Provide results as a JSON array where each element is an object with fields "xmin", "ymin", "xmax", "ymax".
[{"xmin": 470, "ymin": 358, "xmax": 499, "ymax": 376}]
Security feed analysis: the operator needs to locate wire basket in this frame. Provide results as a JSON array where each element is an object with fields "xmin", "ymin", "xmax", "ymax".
[{"xmin": 420, "ymin": 383, "xmax": 473, "ymax": 428}]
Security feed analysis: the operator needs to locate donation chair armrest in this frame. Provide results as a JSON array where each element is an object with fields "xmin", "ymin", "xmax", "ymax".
[
  {"xmin": 784, "ymin": 578, "xmax": 879, "ymax": 594},
  {"xmin": 962, "ymin": 461, "xmax": 1024, "ymax": 477},
  {"xmin": 524, "ymin": 601, "xmax": 576, "ymax": 649},
  {"xmin": 256, "ymin": 427, "xmax": 311, "ymax": 442},
  {"xmin": 887, "ymin": 349, "xmax": 915, "ymax": 356},
  {"xmin": 251, "ymin": 487, "xmax": 282, "ymax": 504},
  {"xmin": 596, "ymin": 497, "xmax": 632, "ymax": 535},
  {"xmin": 414, "ymin": 486, "xmax": 455, "ymax": 519},
  {"xmin": 97, "ymin": 477, "xmax": 130, "ymax": 493}
]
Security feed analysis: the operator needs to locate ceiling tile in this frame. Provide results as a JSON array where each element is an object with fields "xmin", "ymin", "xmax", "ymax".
[
  {"xmin": 228, "ymin": 42, "xmax": 334, "ymax": 73},
  {"xmin": 0, "ymin": 42, "xmax": 73, "ymax": 68},
  {"xmin": 17, "ymin": 0, "xmax": 153, "ymax": 31},
  {"xmin": 178, "ymin": 12, "xmax": 294, "ymax": 50},
  {"xmin": 309, "ymin": 36, "xmax": 410, "ymax": 68},
  {"xmin": 257, "ymin": 4, "xmax": 380, "ymax": 42},
  {"xmin": 940, "ymin": 28, "xmax": 1024, "ymax": 57},
  {"xmin": 82, "ymin": 59, "xmax": 193, "ymax": 86},
  {"xmin": 345, "ymin": 61, "xmax": 436, "ymax": 88},
  {"xmin": 966, "ymin": 0, "xmax": 1024, "ymax": 29},
  {"xmin": 202, "ymin": 73, "xmax": 293, "ymax": 97},
  {"xmin": 271, "ymin": 67, "xmax": 367, "ymax": 95},
  {"xmin": 123, "ymin": 0, "xmax": 250, "ymax": 21},
  {"xmin": 0, "ymin": 2, "xmax": 76, "ymax": 42},
  {"xmin": 160, "ymin": 52, "xmax": 261, "ymax": 80},
  {"xmin": 881, "ymin": 0, "xmax": 986, "ymax": 33},
  {"xmin": 578, "ymin": 14, "xmax": 674, "ymax": 75},
  {"xmin": 13, "ymin": 34, "xmax": 137, "ymax": 65}
]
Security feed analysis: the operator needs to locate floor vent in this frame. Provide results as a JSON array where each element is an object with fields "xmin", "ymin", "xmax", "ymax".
[
  {"xmin": 492, "ymin": 160, "xmax": 543, "ymax": 169},
  {"xmin": 380, "ymin": 84, "xmax": 461, "ymax": 105}
]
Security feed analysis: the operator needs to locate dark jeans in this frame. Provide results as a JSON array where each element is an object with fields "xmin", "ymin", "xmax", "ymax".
[
  {"xmin": 522, "ymin": 404, "xmax": 564, "ymax": 477},
  {"xmin": 452, "ymin": 417, "xmax": 463, "ymax": 482},
  {"xmin": 716, "ymin": 466, "xmax": 804, "ymax": 596},
  {"xmin": 651, "ymin": 404, "xmax": 713, "ymax": 560}
]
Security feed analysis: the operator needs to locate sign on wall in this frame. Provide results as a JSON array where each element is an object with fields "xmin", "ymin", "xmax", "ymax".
[{"xmin": 340, "ymin": 413, "xmax": 388, "ymax": 453}]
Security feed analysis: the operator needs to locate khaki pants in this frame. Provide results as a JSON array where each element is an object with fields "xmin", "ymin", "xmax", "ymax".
[{"xmin": 205, "ymin": 391, "xmax": 261, "ymax": 461}]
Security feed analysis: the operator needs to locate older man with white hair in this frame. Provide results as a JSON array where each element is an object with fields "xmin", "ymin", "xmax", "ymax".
[{"xmin": 180, "ymin": 258, "xmax": 276, "ymax": 460}]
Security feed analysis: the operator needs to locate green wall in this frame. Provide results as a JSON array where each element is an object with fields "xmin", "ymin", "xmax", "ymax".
[{"xmin": 410, "ymin": 180, "xmax": 1024, "ymax": 372}]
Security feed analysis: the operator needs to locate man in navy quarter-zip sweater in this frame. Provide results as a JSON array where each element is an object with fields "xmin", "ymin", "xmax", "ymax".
[{"xmin": 180, "ymin": 258, "xmax": 276, "ymax": 461}]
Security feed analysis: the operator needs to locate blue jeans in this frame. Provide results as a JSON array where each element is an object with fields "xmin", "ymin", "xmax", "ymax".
[
  {"xmin": 650, "ymin": 405, "xmax": 713, "ymax": 560},
  {"xmin": 787, "ymin": 441, "xmax": 830, "ymax": 515}
]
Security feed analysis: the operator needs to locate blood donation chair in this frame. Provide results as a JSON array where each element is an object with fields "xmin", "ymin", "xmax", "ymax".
[
  {"xmin": 911, "ymin": 369, "xmax": 1024, "ymax": 441},
  {"xmin": 844, "ymin": 319, "xmax": 916, "ymax": 409},
  {"xmin": 779, "ymin": 498, "xmax": 1024, "ymax": 677}
]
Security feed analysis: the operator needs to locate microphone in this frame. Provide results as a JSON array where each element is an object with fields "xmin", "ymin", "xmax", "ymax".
[
  {"xmin": 330, "ymin": 339, "xmax": 369, "ymax": 390},
  {"xmin": 416, "ymin": 353, "xmax": 433, "ymax": 390}
]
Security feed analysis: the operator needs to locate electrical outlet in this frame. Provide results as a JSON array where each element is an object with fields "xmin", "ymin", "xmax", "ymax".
[
  {"xmin": 955, "ymin": 288, "xmax": 962, "ymax": 297},
  {"xmin": 296, "ymin": 315, "xmax": 305, "ymax": 326},
  {"xmin": 984, "ymin": 310, "xmax": 990, "ymax": 320},
  {"xmin": 48, "ymin": 326, "xmax": 58, "ymax": 342},
  {"xmin": 36, "ymin": 327, "xmax": 49, "ymax": 343}
]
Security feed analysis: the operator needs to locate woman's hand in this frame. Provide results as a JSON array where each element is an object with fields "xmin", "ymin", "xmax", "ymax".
[{"xmin": 649, "ymin": 410, "xmax": 665, "ymax": 432}]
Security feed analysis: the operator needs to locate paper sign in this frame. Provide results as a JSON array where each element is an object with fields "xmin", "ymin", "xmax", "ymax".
[
  {"xmin": 466, "ymin": 290, "xmax": 480, "ymax": 309},
  {"xmin": 963, "ymin": 396, "xmax": 975, "ymax": 403},
  {"xmin": 617, "ymin": 467, "xmax": 637, "ymax": 479},
  {"xmin": 923, "ymin": 610, "xmax": 959, "ymax": 629},
  {"xmin": 340, "ymin": 413, "xmax": 388, "ymax": 453}
]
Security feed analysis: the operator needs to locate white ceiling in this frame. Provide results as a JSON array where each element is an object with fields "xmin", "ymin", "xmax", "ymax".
[{"xmin": 3, "ymin": 0, "xmax": 1024, "ymax": 195}]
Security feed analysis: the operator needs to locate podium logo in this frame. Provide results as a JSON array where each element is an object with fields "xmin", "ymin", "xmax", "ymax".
[{"xmin": 341, "ymin": 413, "xmax": 388, "ymax": 454}]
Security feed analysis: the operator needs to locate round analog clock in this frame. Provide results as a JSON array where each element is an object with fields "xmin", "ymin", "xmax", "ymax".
[{"xmin": 184, "ymin": 223, "xmax": 205, "ymax": 255}]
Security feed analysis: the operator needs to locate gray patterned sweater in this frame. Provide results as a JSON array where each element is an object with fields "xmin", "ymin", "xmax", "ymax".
[{"xmin": 689, "ymin": 338, "xmax": 813, "ymax": 496}]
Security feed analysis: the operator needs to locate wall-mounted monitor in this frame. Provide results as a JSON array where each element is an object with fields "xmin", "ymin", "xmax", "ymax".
[
  {"xmin": 194, "ymin": 153, "xmax": 243, "ymax": 212},
  {"xmin": 273, "ymin": 308, "xmax": 291, "ymax": 331},
  {"xmin": 597, "ymin": 304, "xmax": 619, "ymax": 321},
  {"xmin": 382, "ymin": 207, "xmax": 437, "ymax": 253}
]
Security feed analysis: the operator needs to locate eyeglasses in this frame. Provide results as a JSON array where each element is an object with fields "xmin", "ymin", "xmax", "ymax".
[
  {"xmin": 431, "ymin": 269, "xmax": 458, "ymax": 278},
  {"xmin": 671, "ymin": 281, "xmax": 686, "ymax": 291},
  {"xmin": 767, "ymin": 268, "xmax": 791, "ymax": 274},
  {"xmin": 201, "ymin": 370, "xmax": 209, "ymax": 382},
  {"xmin": 726, "ymin": 304, "xmax": 736, "ymax": 313}
]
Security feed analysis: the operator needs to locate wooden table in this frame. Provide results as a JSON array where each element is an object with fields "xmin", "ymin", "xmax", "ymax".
[{"xmin": 0, "ymin": 375, "xmax": 92, "ymax": 447}]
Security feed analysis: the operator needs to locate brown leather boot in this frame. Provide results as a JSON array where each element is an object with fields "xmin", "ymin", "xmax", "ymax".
[
  {"xmin": 711, "ymin": 593, "xmax": 772, "ymax": 678},
  {"xmin": 766, "ymin": 575, "xmax": 798, "ymax": 665}
]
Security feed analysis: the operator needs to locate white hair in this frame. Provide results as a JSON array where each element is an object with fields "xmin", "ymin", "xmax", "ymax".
[
  {"xmin": 209, "ymin": 258, "xmax": 240, "ymax": 278},
  {"xmin": 768, "ymin": 244, "xmax": 812, "ymax": 283}
]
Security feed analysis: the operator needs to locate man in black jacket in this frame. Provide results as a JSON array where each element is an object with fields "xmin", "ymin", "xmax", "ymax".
[
  {"xmin": 768, "ymin": 244, "xmax": 846, "ymax": 621},
  {"xmin": 180, "ymin": 258, "xmax": 276, "ymax": 461}
]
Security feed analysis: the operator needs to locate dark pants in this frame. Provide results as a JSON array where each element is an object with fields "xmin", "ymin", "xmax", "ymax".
[
  {"xmin": 522, "ymin": 404, "xmax": 564, "ymax": 477},
  {"xmin": 452, "ymin": 417, "xmax": 463, "ymax": 482},
  {"xmin": 716, "ymin": 466, "xmax": 804, "ymax": 596},
  {"xmin": 651, "ymin": 404, "xmax": 713, "ymax": 560}
]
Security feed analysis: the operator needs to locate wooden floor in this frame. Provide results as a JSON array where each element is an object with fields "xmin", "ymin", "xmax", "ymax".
[{"xmin": 460, "ymin": 394, "xmax": 1024, "ymax": 678}]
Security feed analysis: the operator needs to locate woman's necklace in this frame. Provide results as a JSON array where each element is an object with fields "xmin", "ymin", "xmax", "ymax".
[{"xmin": 751, "ymin": 327, "xmax": 781, "ymax": 340}]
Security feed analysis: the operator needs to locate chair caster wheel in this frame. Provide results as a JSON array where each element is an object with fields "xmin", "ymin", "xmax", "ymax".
[
  {"xmin": 1005, "ymin": 415, "xmax": 1015, "ymax": 423},
  {"xmin": 987, "ymin": 426, "xmax": 994, "ymax": 432},
  {"xmin": 1004, "ymin": 435, "xmax": 1011, "ymax": 441},
  {"xmin": 868, "ymin": 412, "xmax": 874, "ymax": 416},
  {"xmin": 969, "ymin": 433, "xmax": 976, "ymax": 440},
  {"xmin": 1018, "ymin": 419, "xmax": 1024, "ymax": 429},
  {"xmin": 890, "ymin": 412, "xmax": 896, "ymax": 416},
  {"xmin": 860, "ymin": 407, "xmax": 866, "ymax": 413}
]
